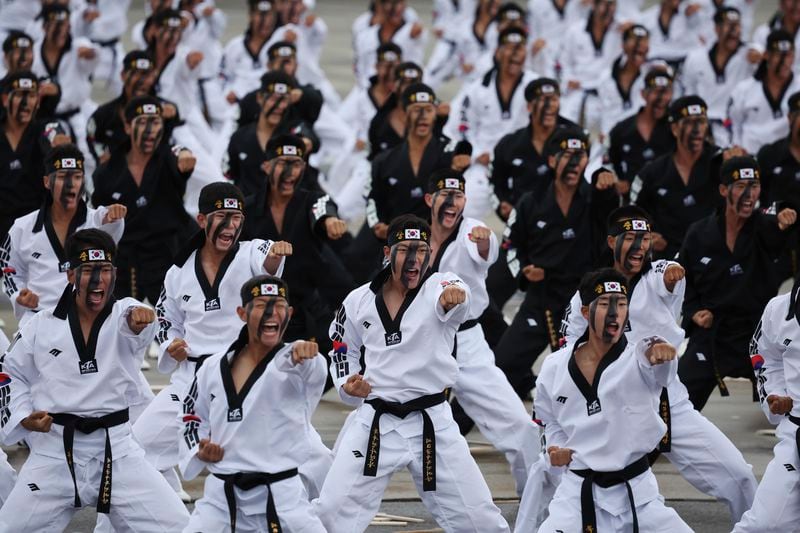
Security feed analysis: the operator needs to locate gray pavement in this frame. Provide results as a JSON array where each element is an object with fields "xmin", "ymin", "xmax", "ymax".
[{"xmin": 0, "ymin": 0, "xmax": 786, "ymax": 531}]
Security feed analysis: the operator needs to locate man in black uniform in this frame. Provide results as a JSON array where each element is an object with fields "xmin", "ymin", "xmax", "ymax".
[
  {"xmin": 86, "ymin": 51, "xmax": 179, "ymax": 166},
  {"xmin": 678, "ymin": 155, "xmax": 797, "ymax": 410},
  {"xmin": 92, "ymin": 95, "xmax": 196, "ymax": 303},
  {"xmin": 483, "ymin": 77, "xmax": 575, "ymax": 346},
  {"xmin": 1, "ymin": 32, "xmax": 60, "ymax": 121},
  {"xmin": 0, "ymin": 71, "xmax": 66, "ymax": 240},
  {"xmin": 496, "ymin": 127, "xmax": 620, "ymax": 398},
  {"xmin": 607, "ymin": 68, "xmax": 676, "ymax": 197},
  {"xmin": 242, "ymin": 134, "xmax": 353, "ymax": 352},
  {"xmin": 631, "ymin": 95, "xmax": 722, "ymax": 260},
  {"xmin": 759, "ymin": 91, "xmax": 800, "ymax": 211},
  {"xmin": 367, "ymin": 82, "xmax": 471, "ymax": 242},
  {"xmin": 236, "ymin": 40, "xmax": 324, "ymax": 131},
  {"xmin": 225, "ymin": 70, "xmax": 320, "ymax": 198}
]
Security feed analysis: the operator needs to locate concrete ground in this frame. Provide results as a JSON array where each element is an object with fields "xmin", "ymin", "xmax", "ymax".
[{"xmin": 0, "ymin": 0, "xmax": 783, "ymax": 531}]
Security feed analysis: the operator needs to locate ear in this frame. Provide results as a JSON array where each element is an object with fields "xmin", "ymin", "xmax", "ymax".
[
  {"xmin": 526, "ymin": 100, "xmax": 534, "ymax": 114},
  {"xmin": 719, "ymin": 183, "xmax": 728, "ymax": 198},
  {"xmin": 67, "ymin": 268, "xmax": 76, "ymax": 285},
  {"xmin": 580, "ymin": 304, "xmax": 590, "ymax": 322},
  {"xmin": 287, "ymin": 305, "xmax": 294, "ymax": 320},
  {"xmin": 124, "ymin": 121, "xmax": 132, "ymax": 136},
  {"xmin": 256, "ymin": 92, "xmax": 264, "ymax": 106},
  {"xmin": 43, "ymin": 174, "xmax": 51, "ymax": 190},
  {"xmin": 547, "ymin": 154, "xmax": 556, "ymax": 169},
  {"xmin": 607, "ymin": 234, "xmax": 616, "ymax": 251},
  {"xmin": 236, "ymin": 305, "xmax": 247, "ymax": 323},
  {"xmin": 383, "ymin": 245, "xmax": 391, "ymax": 261},
  {"xmin": 670, "ymin": 121, "xmax": 680, "ymax": 139},
  {"xmin": 424, "ymin": 192, "xmax": 433, "ymax": 208},
  {"xmin": 196, "ymin": 213, "xmax": 206, "ymax": 228}
]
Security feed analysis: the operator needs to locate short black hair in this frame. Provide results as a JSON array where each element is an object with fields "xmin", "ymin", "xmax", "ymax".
[{"xmin": 65, "ymin": 228, "xmax": 117, "ymax": 265}]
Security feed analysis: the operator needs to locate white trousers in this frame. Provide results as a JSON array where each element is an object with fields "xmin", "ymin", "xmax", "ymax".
[
  {"xmin": 0, "ymin": 447, "xmax": 16, "ymax": 509},
  {"xmin": 314, "ymin": 406, "xmax": 510, "ymax": 533},
  {"xmin": 536, "ymin": 470, "xmax": 691, "ymax": 533},
  {"xmin": 0, "ymin": 448, "xmax": 189, "ymax": 532},
  {"xmin": 184, "ymin": 474, "xmax": 325, "ymax": 533},
  {"xmin": 733, "ymin": 418, "xmax": 800, "ymax": 532},
  {"xmin": 453, "ymin": 324, "xmax": 538, "ymax": 495}
]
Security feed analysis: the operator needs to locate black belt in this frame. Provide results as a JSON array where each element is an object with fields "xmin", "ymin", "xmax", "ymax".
[
  {"xmin": 90, "ymin": 37, "xmax": 119, "ymax": 48},
  {"xmin": 51, "ymin": 408, "xmax": 129, "ymax": 514},
  {"xmin": 364, "ymin": 392, "xmax": 447, "ymax": 491},
  {"xmin": 187, "ymin": 353, "xmax": 212, "ymax": 373},
  {"xmin": 213, "ymin": 469, "xmax": 298, "ymax": 533},
  {"xmin": 657, "ymin": 387, "xmax": 671, "ymax": 452},
  {"xmin": 458, "ymin": 318, "xmax": 479, "ymax": 332},
  {"xmin": 789, "ymin": 415, "xmax": 800, "ymax": 465},
  {"xmin": 572, "ymin": 455, "xmax": 650, "ymax": 533}
]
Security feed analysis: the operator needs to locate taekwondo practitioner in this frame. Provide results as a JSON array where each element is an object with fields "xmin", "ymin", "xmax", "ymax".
[
  {"xmin": 728, "ymin": 29, "xmax": 800, "ymax": 155},
  {"xmin": 759, "ymin": 91, "xmax": 800, "ymax": 211},
  {"xmin": 1, "ymin": 144, "xmax": 125, "ymax": 329},
  {"xmin": 0, "ymin": 70, "xmax": 67, "ymax": 241},
  {"xmin": 678, "ymin": 155, "xmax": 798, "ymax": 410},
  {"xmin": 179, "ymin": 275, "xmax": 327, "ymax": 532},
  {"xmin": 0, "ymin": 228, "xmax": 190, "ymax": 531},
  {"xmin": 424, "ymin": 167, "xmax": 538, "ymax": 495},
  {"xmin": 133, "ymin": 182, "xmax": 295, "ymax": 494},
  {"xmin": 497, "ymin": 127, "xmax": 620, "ymax": 399},
  {"xmin": 733, "ymin": 274, "xmax": 800, "ymax": 531},
  {"xmin": 553, "ymin": 205, "xmax": 757, "ymax": 525},
  {"xmin": 533, "ymin": 267, "xmax": 692, "ymax": 533},
  {"xmin": 680, "ymin": 6, "xmax": 758, "ymax": 147},
  {"xmin": 316, "ymin": 214, "xmax": 510, "ymax": 532}
]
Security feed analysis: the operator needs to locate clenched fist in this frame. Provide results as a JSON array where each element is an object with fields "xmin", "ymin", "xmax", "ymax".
[
  {"xmin": 646, "ymin": 342, "xmax": 677, "ymax": 365},
  {"xmin": 663, "ymin": 263, "xmax": 685, "ymax": 292},
  {"xmin": 16, "ymin": 288, "xmax": 39, "ymax": 309},
  {"xmin": 767, "ymin": 395, "xmax": 794, "ymax": 415},
  {"xmin": 595, "ymin": 170, "xmax": 618, "ymax": 191},
  {"xmin": 177, "ymin": 149, "xmax": 196, "ymax": 173},
  {"xmin": 269, "ymin": 241, "xmax": 293, "ymax": 257},
  {"xmin": 167, "ymin": 338, "xmax": 190, "ymax": 362},
  {"xmin": 21, "ymin": 411, "xmax": 52, "ymax": 433},
  {"xmin": 547, "ymin": 446, "xmax": 573, "ymax": 467},
  {"xmin": 373, "ymin": 222, "xmax": 389, "ymax": 241},
  {"xmin": 127, "ymin": 306, "xmax": 155, "ymax": 334},
  {"xmin": 692, "ymin": 309, "xmax": 714, "ymax": 329},
  {"xmin": 197, "ymin": 438, "xmax": 224, "ymax": 462},
  {"xmin": 778, "ymin": 208, "xmax": 797, "ymax": 231},
  {"xmin": 469, "ymin": 226, "xmax": 491, "ymax": 243},
  {"xmin": 186, "ymin": 51, "xmax": 204, "ymax": 70},
  {"xmin": 522, "ymin": 264, "xmax": 545, "ymax": 282},
  {"xmin": 325, "ymin": 218, "xmax": 348, "ymax": 240},
  {"xmin": 343, "ymin": 374, "xmax": 371, "ymax": 398},
  {"xmin": 292, "ymin": 340, "xmax": 319, "ymax": 364},
  {"xmin": 102, "ymin": 204, "xmax": 127, "ymax": 224},
  {"xmin": 439, "ymin": 284, "xmax": 466, "ymax": 311}
]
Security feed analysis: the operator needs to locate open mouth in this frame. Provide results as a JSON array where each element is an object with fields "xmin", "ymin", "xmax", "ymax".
[
  {"xmin": 442, "ymin": 208, "xmax": 458, "ymax": 221},
  {"xmin": 88, "ymin": 289, "xmax": 105, "ymax": 306},
  {"xmin": 605, "ymin": 321, "xmax": 620, "ymax": 335},
  {"xmin": 403, "ymin": 267, "xmax": 419, "ymax": 281},
  {"xmin": 628, "ymin": 253, "xmax": 643, "ymax": 266},
  {"xmin": 217, "ymin": 233, "xmax": 234, "ymax": 245},
  {"xmin": 739, "ymin": 200, "xmax": 753, "ymax": 209},
  {"xmin": 279, "ymin": 179, "xmax": 296, "ymax": 192},
  {"xmin": 261, "ymin": 321, "xmax": 279, "ymax": 334}
]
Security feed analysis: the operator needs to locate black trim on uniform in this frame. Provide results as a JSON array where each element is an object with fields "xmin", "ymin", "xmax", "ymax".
[
  {"xmin": 193, "ymin": 240, "xmax": 240, "ymax": 305},
  {"xmin": 429, "ymin": 219, "xmax": 462, "ymax": 273},
  {"xmin": 567, "ymin": 331, "xmax": 628, "ymax": 414},
  {"xmin": 220, "ymin": 336, "xmax": 283, "ymax": 419},
  {"xmin": 763, "ymin": 73, "xmax": 794, "ymax": 117}
]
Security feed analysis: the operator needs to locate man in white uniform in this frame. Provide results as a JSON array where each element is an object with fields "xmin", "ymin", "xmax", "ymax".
[
  {"xmin": 535, "ymin": 268, "xmax": 692, "ymax": 532},
  {"xmin": 1, "ymin": 144, "xmax": 125, "ymax": 328},
  {"xmin": 734, "ymin": 277, "xmax": 800, "ymax": 531},
  {"xmin": 0, "ymin": 228, "xmax": 189, "ymax": 531},
  {"xmin": 179, "ymin": 275, "xmax": 326, "ymax": 532},
  {"xmin": 316, "ymin": 214, "xmax": 510, "ymax": 532}
]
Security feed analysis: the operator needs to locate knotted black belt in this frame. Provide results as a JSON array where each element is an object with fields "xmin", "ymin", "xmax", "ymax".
[
  {"xmin": 572, "ymin": 455, "xmax": 650, "ymax": 533},
  {"xmin": 213, "ymin": 468, "xmax": 298, "ymax": 533},
  {"xmin": 657, "ymin": 387, "xmax": 671, "ymax": 452},
  {"xmin": 364, "ymin": 392, "xmax": 447, "ymax": 491},
  {"xmin": 51, "ymin": 408, "xmax": 129, "ymax": 514},
  {"xmin": 458, "ymin": 318, "xmax": 479, "ymax": 331}
]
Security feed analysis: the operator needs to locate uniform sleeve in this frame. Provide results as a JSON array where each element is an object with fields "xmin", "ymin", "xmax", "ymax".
[
  {"xmin": 461, "ymin": 88, "xmax": 487, "ymax": 156},
  {"xmin": 633, "ymin": 336, "xmax": 677, "ymax": 391},
  {"xmin": 533, "ymin": 363, "xmax": 569, "ymax": 459},
  {"xmin": 433, "ymin": 274, "xmax": 471, "ymax": 324},
  {"xmin": 328, "ymin": 296, "xmax": 366, "ymax": 406},
  {"xmin": 366, "ymin": 157, "xmax": 388, "ymax": 228},
  {"xmin": 726, "ymin": 87, "xmax": 746, "ymax": 149},
  {"xmin": 308, "ymin": 191, "xmax": 339, "ymax": 237},
  {"xmin": 1, "ymin": 225, "xmax": 26, "ymax": 317},
  {"xmin": 155, "ymin": 272, "xmax": 184, "ymax": 375},
  {"xmin": 249, "ymin": 239, "xmax": 285, "ymax": 277},
  {"xmin": 85, "ymin": 111, "xmax": 106, "ymax": 163},
  {"xmin": 559, "ymin": 291, "xmax": 586, "ymax": 344},
  {"xmin": 222, "ymin": 134, "xmax": 241, "ymax": 183},
  {"xmin": 505, "ymin": 196, "xmax": 531, "ymax": 286},
  {"xmin": 118, "ymin": 302, "xmax": 158, "ymax": 353},
  {"xmin": 274, "ymin": 344, "xmax": 328, "ymax": 415},
  {"xmin": 0, "ymin": 327, "xmax": 37, "ymax": 445},
  {"xmin": 74, "ymin": 37, "xmax": 100, "ymax": 75},
  {"xmin": 89, "ymin": 206, "xmax": 125, "ymax": 243},
  {"xmin": 630, "ymin": 166, "xmax": 654, "ymax": 223},
  {"xmin": 489, "ymin": 142, "xmax": 513, "ymax": 206},
  {"xmin": 751, "ymin": 302, "xmax": 788, "ymax": 425},
  {"xmin": 650, "ymin": 259, "xmax": 686, "ymax": 318},
  {"xmin": 676, "ymin": 232, "xmax": 702, "ymax": 331},
  {"xmin": 178, "ymin": 371, "xmax": 211, "ymax": 480}
]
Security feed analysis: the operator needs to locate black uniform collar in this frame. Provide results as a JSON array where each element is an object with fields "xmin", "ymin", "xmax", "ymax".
[
  {"xmin": 221, "ymin": 326, "xmax": 284, "ymax": 410},
  {"xmin": 568, "ymin": 329, "xmax": 629, "ymax": 405},
  {"xmin": 32, "ymin": 196, "xmax": 88, "ymax": 233},
  {"xmin": 429, "ymin": 218, "xmax": 462, "ymax": 273}
]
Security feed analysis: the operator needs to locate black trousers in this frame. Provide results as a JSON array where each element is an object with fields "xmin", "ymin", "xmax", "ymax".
[
  {"xmin": 678, "ymin": 321, "xmax": 756, "ymax": 411},
  {"xmin": 494, "ymin": 290, "xmax": 563, "ymax": 398}
]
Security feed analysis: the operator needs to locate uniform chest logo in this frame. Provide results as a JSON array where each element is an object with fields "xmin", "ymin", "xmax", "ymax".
[
  {"xmin": 227, "ymin": 407, "xmax": 243, "ymax": 422},
  {"xmin": 587, "ymin": 399, "xmax": 602, "ymax": 416},
  {"xmin": 79, "ymin": 359, "xmax": 98, "ymax": 375},
  {"xmin": 562, "ymin": 228, "xmax": 575, "ymax": 239},
  {"xmin": 204, "ymin": 298, "xmax": 221, "ymax": 312},
  {"xmin": 31, "ymin": 252, "xmax": 41, "ymax": 259},
  {"xmin": 729, "ymin": 264, "xmax": 744, "ymax": 276},
  {"xmin": 683, "ymin": 195, "xmax": 696, "ymax": 206},
  {"xmin": 385, "ymin": 331, "xmax": 402, "ymax": 346}
]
